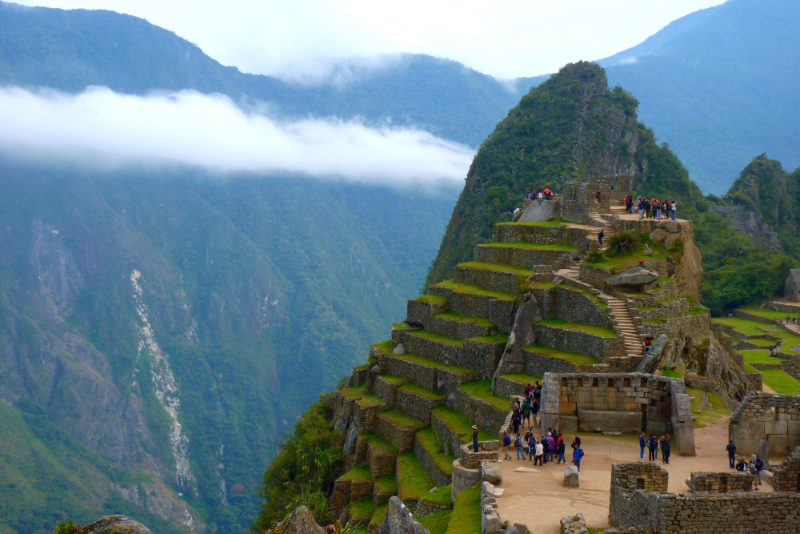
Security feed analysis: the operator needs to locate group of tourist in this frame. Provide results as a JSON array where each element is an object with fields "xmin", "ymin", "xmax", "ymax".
[
  {"xmin": 624, "ymin": 195, "xmax": 677, "ymax": 221},
  {"xmin": 525, "ymin": 187, "xmax": 554, "ymax": 200},
  {"xmin": 639, "ymin": 432, "xmax": 671, "ymax": 463},
  {"xmin": 727, "ymin": 440, "xmax": 766, "ymax": 490},
  {"xmin": 784, "ymin": 316, "xmax": 799, "ymax": 324},
  {"xmin": 501, "ymin": 382, "xmax": 585, "ymax": 470}
]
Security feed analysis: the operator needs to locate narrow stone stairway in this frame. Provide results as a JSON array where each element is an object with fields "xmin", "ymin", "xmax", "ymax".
[
  {"xmin": 586, "ymin": 211, "xmax": 614, "ymax": 251},
  {"xmin": 603, "ymin": 295, "xmax": 642, "ymax": 357}
]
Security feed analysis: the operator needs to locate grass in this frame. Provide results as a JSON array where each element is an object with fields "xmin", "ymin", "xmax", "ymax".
[
  {"xmin": 421, "ymin": 484, "xmax": 453, "ymax": 507},
  {"xmin": 416, "ymin": 294, "xmax": 448, "ymax": 305},
  {"xmin": 739, "ymin": 349, "xmax": 781, "ymax": 366},
  {"xmin": 393, "ymin": 322, "xmax": 416, "ymax": 330},
  {"xmin": 738, "ymin": 307, "xmax": 791, "ymax": 321},
  {"xmin": 432, "ymin": 406, "xmax": 495, "ymax": 442},
  {"xmin": 498, "ymin": 373, "xmax": 543, "ymax": 385},
  {"xmin": 687, "ymin": 387, "xmax": 731, "ymax": 428},
  {"xmin": 371, "ymin": 340, "xmax": 394, "ymax": 353},
  {"xmin": 396, "ymin": 451, "xmax": 436, "ymax": 502},
  {"xmin": 535, "ymin": 318, "xmax": 618, "ymax": 338},
  {"xmin": 477, "ymin": 241, "xmax": 577, "ymax": 250},
  {"xmin": 434, "ymin": 311, "xmax": 495, "ymax": 329},
  {"xmin": 432, "ymin": 280, "xmax": 516, "ymax": 302},
  {"xmin": 362, "ymin": 433, "xmax": 399, "ymax": 455},
  {"xmin": 584, "ymin": 250, "xmax": 666, "ymax": 273},
  {"xmin": 712, "ymin": 317, "xmax": 778, "ymax": 337},
  {"xmin": 419, "ymin": 509, "xmax": 452, "ymax": 534},
  {"xmin": 349, "ymin": 498, "xmax": 374, "ymax": 522},
  {"xmin": 338, "ymin": 385, "xmax": 365, "ymax": 401},
  {"xmin": 459, "ymin": 380, "xmax": 510, "ymax": 412},
  {"xmin": 760, "ymin": 369, "xmax": 800, "ymax": 395},
  {"xmin": 337, "ymin": 464, "xmax": 372, "ymax": 482},
  {"xmin": 468, "ymin": 334, "xmax": 509, "ymax": 345},
  {"xmin": 373, "ymin": 474, "xmax": 397, "ymax": 496},
  {"xmin": 378, "ymin": 410, "xmax": 426, "ymax": 431},
  {"xmin": 770, "ymin": 331, "xmax": 800, "ymax": 355},
  {"xmin": 745, "ymin": 337, "xmax": 779, "ymax": 348},
  {"xmin": 407, "ymin": 329, "xmax": 464, "ymax": 347},
  {"xmin": 496, "ymin": 220, "xmax": 567, "ymax": 228},
  {"xmin": 379, "ymin": 374, "xmax": 409, "ymax": 386},
  {"xmin": 369, "ymin": 503, "xmax": 388, "ymax": 530},
  {"xmin": 415, "ymin": 428, "xmax": 454, "ymax": 476},
  {"xmin": 556, "ymin": 285, "xmax": 608, "ymax": 309},
  {"xmin": 743, "ymin": 362, "xmax": 759, "ymax": 374},
  {"xmin": 522, "ymin": 344, "xmax": 601, "ymax": 365},
  {"xmin": 532, "ymin": 281, "xmax": 557, "ymax": 289},
  {"xmin": 445, "ymin": 484, "xmax": 481, "ymax": 534},
  {"xmin": 662, "ymin": 365, "xmax": 682, "ymax": 378},
  {"xmin": 357, "ymin": 394, "xmax": 386, "ymax": 409},
  {"xmin": 457, "ymin": 260, "xmax": 532, "ymax": 276},
  {"xmin": 393, "ymin": 353, "xmax": 479, "ymax": 376},
  {"xmin": 398, "ymin": 383, "xmax": 446, "ymax": 401}
]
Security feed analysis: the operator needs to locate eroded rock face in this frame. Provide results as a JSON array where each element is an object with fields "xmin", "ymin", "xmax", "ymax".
[
  {"xmin": 269, "ymin": 506, "xmax": 325, "ymax": 534},
  {"xmin": 381, "ymin": 496, "xmax": 430, "ymax": 534}
]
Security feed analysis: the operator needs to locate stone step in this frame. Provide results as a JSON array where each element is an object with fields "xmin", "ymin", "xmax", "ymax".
[
  {"xmin": 428, "ymin": 280, "xmax": 515, "ymax": 333},
  {"xmin": 414, "ymin": 428, "xmax": 455, "ymax": 487},
  {"xmin": 376, "ymin": 409, "xmax": 427, "ymax": 452},
  {"xmin": 473, "ymin": 243, "xmax": 577, "ymax": 271},
  {"xmin": 396, "ymin": 451, "xmax": 436, "ymax": 506},
  {"xmin": 423, "ymin": 311, "xmax": 497, "ymax": 340},
  {"xmin": 392, "ymin": 328, "xmax": 464, "ymax": 366},
  {"xmin": 455, "ymin": 260, "xmax": 531, "ymax": 293},
  {"xmin": 333, "ymin": 464, "xmax": 374, "ymax": 512},
  {"xmin": 371, "ymin": 342, "xmax": 480, "ymax": 394},
  {"xmin": 372, "ymin": 374, "xmax": 408, "ymax": 405},
  {"xmin": 394, "ymin": 383, "xmax": 446, "ymax": 425},
  {"xmin": 372, "ymin": 475, "xmax": 397, "ymax": 508},
  {"xmin": 406, "ymin": 294, "xmax": 449, "ymax": 326},
  {"xmin": 363, "ymin": 433, "xmax": 398, "ymax": 480},
  {"xmin": 347, "ymin": 498, "xmax": 374, "ymax": 526},
  {"xmin": 431, "ymin": 406, "xmax": 498, "ymax": 458},
  {"xmin": 520, "ymin": 344, "xmax": 602, "ymax": 376}
]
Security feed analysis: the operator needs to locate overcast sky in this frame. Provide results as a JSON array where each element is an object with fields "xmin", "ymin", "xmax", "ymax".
[{"xmin": 15, "ymin": 0, "xmax": 724, "ymax": 81}]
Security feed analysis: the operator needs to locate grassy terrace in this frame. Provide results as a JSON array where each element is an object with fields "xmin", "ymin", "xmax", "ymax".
[
  {"xmin": 432, "ymin": 406, "xmax": 495, "ymax": 442},
  {"xmin": 419, "ymin": 509, "xmax": 452, "ymax": 534},
  {"xmin": 369, "ymin": 504, "xmax": 388, "ymax": 531},
  {"xmin": 469, "ymin": 334, "xmax": 509, "ymax": 345},
  {"xmin": 586, "ymin": 250, "xmax": 666, "ymax": 273},
  {"xmin": 687, "ymin": 387, "xmax": 731, "ymax": 428},
  {"xmin": 498, "ymin": 373, "xmax": 543, "ymax": 386},
  {"xmin": 393, "ymin": 322, "xmax": 416, "ymax": 331},
  {"xmin": 739, "ymin": 349, "xmax": 782, "ymax": 366},
  {"xmin": 445, "ymin": 484, "xmax": 481, "ymax": 534},
  {"xmin": 557, "ymin": 284, "xmax": 608, "ymax": 309},
  {"xmin": 712, "ymin": 317, "xmax": 778, "ymax": 336},
  {"xmin": 522, "ymin": 344, "xmax": 600, "ymax": 365},
  {"xmin": 421, "ymin": 484, "xmax": 453, "ymax": 507},
  {"xmin": 771, "ymin": 331, "xmax": 800, "ymax": 355},
  {"xmin": 357, "ymin": 394, "xmax": 386, "ymax": 409},
  {"xmin": 535, "ymin": 318, "xmax": 618, "ymax": 338},
  {"xmin": 378, "ymin": 409, "xmax": 426, "ymax": 432},
  {"xmin": 457, "ymin": 260, "xmax": 531, "ymax": 276},
  {"xmin": 459, "ymin": 380, "xmax": 510, "ymax": 412},
  {"xmin": 406, "ymin": 329, "xmax": 463, "ymax": 346},
  {"xmin": 416, "ymin": 294, "xmax": 448, "ymax": 305},
  {"xmin": 373, "ymin": 474, "xmax": 397, "ymax": 496},
  {"xmin": 432, "ymin": 280, "xmax": 515, "ymax": 302},
  {"xmin": 760, "ymin": 369, "xmax": 800, "ymax": 395},
  {"xmin": 479, "ymin": 241, "xmax": 577, "ymax": 250},
  {"xmin": 392, "ymin": 352, "xmax": 479, "ymax": 376},
  {"xmin": 745, "ymin": 337, "xmax": 779, "ymax": 348},
  {"xmin": 398, "ymin": 383, "xmax": 446, "ymax": 401},
  {"xmin": 349, "ymin": 498, "xmax": 374, "ymax": 523},
  {"xmin": 338, "ymin": 385, "xmax": 365, "ymax": 401},
  {"xmin": 415, "ymin": 428, "xmax": 454, "ymax": 477},
  {"xmin": 532, "ymin": 281, "xmax": 556, "ymax": 290},
  {"xmin": 396, "ymin": 451, "xmax": 436, "ymax": 502},
  {"xmin": 434, "ymin": 311, "xmax": 495, "ymax": 329},
  {"xmin": 378, "ymin": 374, "xmax": 408, "ymax": 386},
  {"xmin": 496, "ymin": 220, "xmax": 567, "ymax": 228},
  {"xmin": 738, "ymin": 307, "xmax": 791, "ymax": 321},
  {"xmin": 338, "ymin": 464, "xmax": 372, "ymax": 482},
  {"xmin": 362, "ymin": 433, "xmax": 398, "ymax": 455}
]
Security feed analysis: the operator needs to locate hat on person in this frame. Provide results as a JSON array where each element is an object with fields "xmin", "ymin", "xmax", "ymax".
[{"xmin": 472, "ymin": 425, "xmax": 477, "ymax": 429}]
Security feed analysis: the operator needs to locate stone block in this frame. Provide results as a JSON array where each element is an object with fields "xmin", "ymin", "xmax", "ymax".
[
  {"xmin": 767, "ymin": 434, "xmax": 790, "ymax": 456},
  {"xmin": 564, "ymin": 466, "xmax": 580, "ymax": 487},
  {"xmin": 451, "ymin": 460, "xmax": 481, "ymax": 501},
  {"xmin": 351, "ymin": 479, "xmax": 373, "ymax": 502},
  {"xmin": 560, "ymin": 415, "xmax": 578, "ymax": 433},
  {"xmin": 578, "ymin": 409, "xmax": 642, "ymax": 433},
  {"xmin": 482, "ymin": 464, "xmax": 503, "ymax": 485},
  {"xmin": 765, "ymin": 420, "xmax": 788, "ymax": 435}
]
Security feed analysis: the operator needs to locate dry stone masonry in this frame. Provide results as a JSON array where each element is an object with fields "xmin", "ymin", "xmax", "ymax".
[{"xmin": 729, "ymin": 392, "xmax": 800, "ymax": 456}]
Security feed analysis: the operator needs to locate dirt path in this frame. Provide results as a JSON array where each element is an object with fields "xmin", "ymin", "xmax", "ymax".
[{"xmin": 494, "ymin": 418, "xmax": 771, "ymax": 534}]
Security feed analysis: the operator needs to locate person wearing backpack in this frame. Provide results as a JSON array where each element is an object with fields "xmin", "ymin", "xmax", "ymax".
[
  {"xmin": 660, "ymin": 434, "xmax": 671, "ymax": 464},
  {"xmin": 573, "ymin": 444, "xmax": 584, "ymax": 471},
  {"xmin": 754, "ymin": 455, "xmax": 764, "ymax": 487},
  {"xmin": 515, "ymin": 433, "xmax": 526, "ymax": 460},
  {"xmin": 522, "ymin": 397, "xmax": 532, "ymax": 429},
  {"xmin": 749, "ymin": 457, "xmax": 759, "ymax": 490},
  {"xmin": 502, "ymin": 431, "xmax": 512, "ymax": 460},
  {"xmin": 647, "ymin": 435, "xmax": 657, "ymax": 461},
  {"xmin": 556, "ymin": 432, "xmax": 566, "ymax": 464}
]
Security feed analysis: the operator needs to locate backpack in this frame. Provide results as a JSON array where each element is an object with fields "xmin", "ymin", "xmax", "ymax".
[
  {"xmin": 515, "ymin": 436, "xmax": 523, "ymax": 447},
  {"xmin": 576, "ymin": 448, "xmax": 584, "ymax": 459},
  {"xmin": 749, "ymin": 463, "xmax": 757, "ymax": 474}
]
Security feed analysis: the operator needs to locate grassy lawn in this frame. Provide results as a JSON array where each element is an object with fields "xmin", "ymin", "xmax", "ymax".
[
  {"xmin": 445, "ymin": 484, "xmax": 481, "ymax": 534},
  {"xmin": 393, "ymin": 353, "xmax": 479, "ymax": 376},
  {"xmin": 379, "ymin": 374, "xmax": 409, "ymax": 386},
  {"xmin": 373, "ymin": 474, "xmax": 397, "ymax": 496},
  {"xmin": 349, "ymin": 498, "xmax": 374, "ymax": 522},
  {"xmin": 432, "ymin": 406, "xmax": 495, "ymax": 442},
  {"xmin": 556, "ymin": 285, "xmax": 608, "ymax": 309},
  {"xmin": 363, "ymin": 433, "xmax": 399, "ymax": 456},
  {"xmin": 338, "ymin": 385, "xmax": 365, "ymax": 401},
  {"xmin": 457, "ymin": 260, "xmax": 532, "ymax": 276},
  {"xmin": 686, "ymin": 387, "xmax": 731, "ymax": 428},
  {"xmin": 522, "ymin": 344, "xmax": 600, "ymax": 365},
  {"xmin": 420, "ymin": 484, "xmax": 453, "ymax": 507},
  {"xmin": 745, "ymin": 337, "xmax": 779, "ymax": 348},
  {"xmin": 738, "ymin": 307, "xmax": 791, "ymax": 321},
  {"xmin": 337, "ymin": 464, "xmax": 372, "ymax": 482},
  {"xmin": 477, "ymin": 241, "xmax": 577, "ymax": 250},
  {"xmin": 498, "ymin": 373, "xmax": 543, "ymax": 385},
  {"xmin": 369, "ymin": 503, "xmax": 388, "ymax": 530},
  {"xmin": 433, "ymin": 280, "xmax": 515, "ymax": 302},
  {"xmin": 535, "ymin": 318, "xmax": 618, "ymax": 338},
  {"xmin": 416, "ymin": 294, "xmax": 448, "ymax": 305},
  {"xmin": 739, "ymin": 349, "xmax": 781, "ymax": 366},
  {"xmin": 378, "ymin": 410, "xmax": 426, "ymax": 431},
  {"xmin": 662, "ymin": 365, "xmax": 682, "ymax": 379},
  {"xmin": 398, "ymin": 383, "xmax": 446, "ymax": 401},
  {"xmin": 533, "ymin": 281, "xmax": 557, "ymax": 290},
  {"xmin": 760, "ymin": 369, "xmax": 800, "ymax": 395},
  {"xmin": 415, "ymin": 429, "xmax": 454, "ymax": 476},
  {"xmin": 434, "ymin": 311, "xmax": 496, "ymax": 328},
  {"xmin": 771, "ymin": 331, "xmax": 800, "ymax": 355},
  {"xmin": 408, "ymin": 329, "xmax": 464, "ymax": 347},
  {"xmin": 586, "ymin": 250, "xmax": 666, "ymax": 273},
  {"xmin": 396, "ymin": 451, "xmax": 436, "ymax": 502},
  {"xmin": 712, "ymin": 317, "xmax": 779, "ymax": 337},
  {"xmin": 459, "ymin": 379, "xmax": 510, "ymax": 412},
  {"xmin": 371, "ymin": 340, "xmax": 394, "ymax": 353},
  {"xmin": 419, "ymin": 509, "xmax": 452, "ymax": 534},
  {"xmin": 357, "ymin": 394, "xmax": 386, "ymax": 409}
]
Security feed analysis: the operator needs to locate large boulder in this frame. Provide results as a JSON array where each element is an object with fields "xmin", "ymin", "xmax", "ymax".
[
  {"xmin": 79, "ymin": 516, "xmax": 153, "ymax": 534},
  {"xmin": 269, "ymin": 506, "xmax": 325, "ymax": 534},
  {"xmin": 381, "ymin": 496, "xmax": 430, "ymax": 534},
  {"xmin": 564, "ymin": 466, "xmax": 580, "ymax": 487},
  {"xmin": 482, "ymin": 464, "xmax": 503, "ymax": 485},
  {"xmin": 560, "ymin": 513, "xmax": 588, "ymax": 534},
  {"xmin": 605, "ymin": 266, "xmax": 659, "ymax": 287}
]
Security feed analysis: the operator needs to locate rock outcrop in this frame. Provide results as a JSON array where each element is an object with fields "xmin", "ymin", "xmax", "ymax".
[
  {"xmin": 64, "ymin": 516, "xmax": 153, "ymax": 534},
  {"xmin": 381, "ymin": 497, "xmax": 430, "ymax": 534},
  {"xmin": 268, "ymin": 506, "xmax": 325, "ymax": 534}
]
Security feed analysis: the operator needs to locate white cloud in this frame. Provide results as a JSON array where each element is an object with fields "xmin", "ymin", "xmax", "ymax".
[{"xmin": 0, "ymin": 86, "xmax": 474, "ymax": 187}]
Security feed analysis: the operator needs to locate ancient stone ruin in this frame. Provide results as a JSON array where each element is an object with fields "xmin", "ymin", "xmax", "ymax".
[{"xmin": 729, "ymin": 392, "xmax": 800, "ymax": 456}]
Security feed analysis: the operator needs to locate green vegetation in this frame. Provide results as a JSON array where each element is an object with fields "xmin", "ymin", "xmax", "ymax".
[
  {"xmin": 498, "ymin": 373, "xmax": 543, "ymax": 385},
  {"xmin": 348, "ymin": 499, "xmax": 374, "ymax": 523},
  {"xmin": 419, "ymin": 509, "xmax": 452, "ymax": 534},
  {"xmin": 522, "ymin": 345, "xmax": 600, "ymax": 365},
  {"xmin": 760, "ymin": 369, "xmax": 800, "ymax": 395},
  {"xmin": 337, "ymin": 464, "xmax": 372, "ymax": 482},
  {"xmin": 373, "ymin": 475, "xmax": 397, "ymax": 497},
  {"xmin": 457, "ymin": 261, "xmax": 532, "ymax": 276},
  {"xmin": 415, "ymin": 429, "xmax": 454, "ymax": 477},
  {"xmin": 369, "ymin": 504, "xmax": 388, "ymax": 531},
  {"xmin": 378, "ymin": 375, "xmax": 409, "ymax": 386},
  {"xmin": 356, "ymin": 395, "xmax": 386, "ymax": 409},
  {"xmin": 605, "ymin": 230, "xmax": 641, "ymax": 256},
  {"xmin": 396, "ymin": 452, "xmax": 436, "ymax": 502},
  {"xmin": 745, "ymin": 337, "xmax": 778, "ymax": 348},
  {"xmin": 535, "ymin": 318, "xmax": 618, "ymax": 338},
  {"xmin": 686, "ymin": 387, "xmax": 731, "ymax": 428},
  {"xmin": 432, "ymin": 280, "xmax": 516, "ymax": 302},
  {"xmin": 421, "ymin": 485, "xmax": 453, "ymax": 507},
  {"xmin": 337, "ymin": 386, "xmax": 366, "ymax": 401},
  {"xmin": 393, "ymin": 322, "xmax": 417, "ymax": 331},
  {"xmin": 432, "ymin": 407, "xmax": 495, "ymax": 442},
  {"xmin": 662, "ymin": 365, "xmax": 682, "ymax": 379},
  {"xmin": 738, "ymin": 307, "xmax": 792, "ymax": 321},
  {"xmin": 362, "ymin": 434, "xmax": 398, "ymax": 456},
  {"xmin": 468, "ymin": 334, "xmax": 509, "ymax": 345},
  {"xmin": 712, "ymin": 317, "xmax": 778, "ymax": 337},
  {"xmin": 496, "ymin": 220, "xmax": 567, "ymax": 228},
  {"xmin": 377, "ymin": 410, "xmax": 426, "ymax": 432},
  {"xmin": 416, "ymin": 294, "xmax": 449, "ymax": 305},
  {"xmin": 392, "ymin": 353, "xmax": 479, "ymax": 376},
  {"xmin": 459, "ymin": 380, "xmax": 510, "ymax": 412},
  {"xmin": 445, "ymin": 485, "xmax": 481, "ymax": 534},
  {"xmin": 398, "ymin": 384, "xmax": 446, "ymax": 401},
  {"xmin": 408, "ymin": 330, "xmax": 464, "ymax": 347},
  {"xmin": 771, "ymin": 331, "xmax": 800, "ymax": 355},
  {"xmin": 434, "ymin": 311, "xmax": 496, "ymax": 328},
  {"xmin": 253, "ymin": 396, "xmax": 343, "ymax": 531},
  {"xmin": 739, "ymin": 350, "xmax": 780, "ymax": 366},
  {"xmin": 478, "ymin": 241, "xmax": 577, "ymax": 250}
]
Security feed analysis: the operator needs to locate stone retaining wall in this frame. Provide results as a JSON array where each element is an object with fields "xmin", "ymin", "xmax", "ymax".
[
  {"xmin": 423, "ymin": 314, "xmax": 494, "ymax": 340},
  {"xmin": 729, "ymin": 392, "xmax": 800, "ymax": 455},
  {"xmin": 640, "ymin": 312, "xmax": 709, "ymax": 341},
  {"xmin": 379, "ymin": 353, "xmax": 478, "ymax": 395},
  {"xmin": 533, "ymin": 323, "xmax": 625, "ymax": 360},
  {"xmin": 493, "ymin": 223, "xmax": 591, "ymax": 251},
  {"xmin": 447, "ymin": 388, "xmax": 508, "ymax": 434},
  {"xmin": 686, "ymin": 472, "xmax": 753, "ymax": 493},
  {"xmin": 474, "ymin": 245, "xmax": 576, "ymax": 271},
  {"xmin": 771, "ymin": 446, "xmax": 800, "ymax": 492},
  {"xmin": 455, "ymin": 262, "xmax": 528, "ymax": 294},
  {"xmin": 394, "ymin": 388, "xmax": 443, "ymax": 425},
  {"xmin": 552, "ymin": 286, "xmax": 611, "ymax": 328},
  {"xmin": 427, "ymin": 286, "xmax": 515, "ymax": 333},
  {"xmin": 413, "ymin": 437, "xmax": 450, "ymax": 487},
  {"xmin": 636, "ymin": 298, "xmax": 692, "ymax": 321}
]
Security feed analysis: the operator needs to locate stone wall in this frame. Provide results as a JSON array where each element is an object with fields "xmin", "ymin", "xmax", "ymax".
[
  {"xmin": 551, "ymin": 286, "xmax": 612, "ymax": 328},
  {"xmin": 771, "ymin": 446, "xmax": 800, "ymax": 492},
  {"xmin": 539, "ymin": 372, "xmax": 695, "ymax": 454},
  {"xmin": 685, "ymin": 472, "xmax": 753, "ymax": 493},
  {"xmin": 608, "ymin": 463, "xmax": 668, "ymax": 529},
  {"xmin": 562, "ymin": 182, "xmax": 611, "ymax": 223},
  {"xmin": 784, "ymin": 269, "xmax": 800, "ymax": 301},
  {"xmin": 729, "ymin": 392, "xmax": 800, "ymax": 456},
  {"xmin": 493, "ymin": 223, "xmax": 591, "ymax": 251},
  {"xmin": 533, "ymin": 323, "xmax": 625, "ymax": 361},
  {"xmin": 447, "ymin": 388, "xmax": 508, "ymax": 434}
]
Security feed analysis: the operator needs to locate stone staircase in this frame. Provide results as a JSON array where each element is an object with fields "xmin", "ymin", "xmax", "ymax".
[
  {"xmin": 587, "ymin": 211, "xmax": 616, "ymax": 251},
  {"xmin": 604, "ymin": 295, "xmax": 642, "ymax": 357}
]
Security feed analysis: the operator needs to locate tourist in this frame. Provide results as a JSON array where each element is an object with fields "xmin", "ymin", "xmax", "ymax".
[
  {"xmin": 547, "ymin": 433, "xmax": 556, "ymax": 463},
  {"xmin": 531, "ymin": 397, "xmax": 540, "ymax": 427},
  {"xmin": 749, "ymin": 455, "xmax": 759, "ymax": 490},
  {"xmin": 515, "ymin": 432, "xmax": 526, "ymax": 460},
  {"xmin": 522, "ymin": 396, "xmax": 532, "ymax": 429},
  {"xmin": 527, "ymin": 432, "xmax": 536, "ymax": 461},
  {"xmin": 643, "ymin": 336, "xmax": 652, "ymax": 354},
  {"xmin": 598, "ymin": 229, "xmax": 605, "ymax": 246},
  {"xmin": 638, "ymin": 198, "xmax": 644, "ymax": 219},
  {"xmin": 533, "ymin": 382, "xmax": 542, "ymax": 403},
  {"xmin": 647, "ymin": 435, "xmax": 657, "ymax": 461},
  {"xmin": 545, "ymin": 187, "xmax": 552, "ymax": 200},
  {"xmin": 556, "ymin": 432, "xmax": 566, "ymax": 464},
  {"xmin": 525, "ymin": 382, "xmax": 533, "ymax": 397},
  {"xmin": 670, "ymin": 200, "xmax": 677, "ymax": 221},
  {"xmin": 502, "ymin": 431, "xmax": 512, "ymax": 460},
  {"xmin": 534, "ymin": 439, "xmax": 544, "ymax": 466},
  {"xmin": 661, "ymin": 434, "xmax": 671, "ymax": 464},
  {"xmin": 753, "ymin": 454, "xmax": 764, "ymax": 487},
  {"xmin": 726, "ymin": 440, "xmax": 737, "ymax": 469},
  {"xmin": 655, "ymin": 199, "xmax": 662, "ymax": 219},
  {"xmin": 571, "ymin": 435, "xmax": 581, "ymax": 455},
  {"xmin": 735, "ymin": 457, "xmax": 746, "ymax": 472},
  {"xmin": 625, "ymin": 194, "xmax": 633, "ymax": 214},
  {"xmin": 654, "ymin": 434, "xmax": 659, "ymax": 459},
  {"xmin": 639, "ymin": 432, "xmax": 646, "ymax": 460},
  {"xmin": 595, "ymin": 191, "xmax": 601, "ymax": 203},
  {"xmin": 472, "ymin": 425, "xmax": 479, "ymax": 453},
  {"xmin": 542, "ymin": 432, "xmax": 550, "ymax": 463},
  {"xmin": 537, "ymin": 188, "xmax": 544, "ymax": 199},
  {"xmin": 573, "ymin": 443, "xmax": 584, "ymax": 472},
  {"xmin": 511, "ymin": 410, "xmax": 521, "ymax": 434}
]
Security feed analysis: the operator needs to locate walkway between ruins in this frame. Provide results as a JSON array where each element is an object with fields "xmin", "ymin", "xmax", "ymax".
[{"xmin": 494, "ymin": 418, "xmax": 775, "ymax": 534}]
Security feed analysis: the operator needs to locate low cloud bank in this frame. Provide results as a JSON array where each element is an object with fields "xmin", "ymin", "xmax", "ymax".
[{"xmin": 0, "ymin": 86, "xmax": 473, "ymax": 186}]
